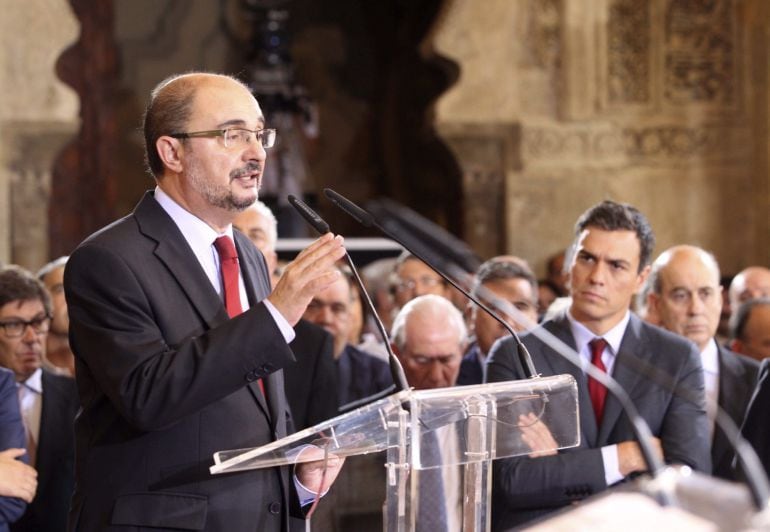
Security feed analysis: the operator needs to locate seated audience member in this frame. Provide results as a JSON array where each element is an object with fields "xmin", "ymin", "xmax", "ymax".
[
  {"xmin": 729, "ymin": 266, "xmax": 770, "ymax": 309},
  {"xmin": 645, "ymin": 245, "xmax": 758, "ymax": 480},
  {"xmin": 729, "ymin": 298, "xmax": 770, "ymax": 363},
  {"xmin": 233, "ymin": 202, "xmax": 338, "ymax": 429},
  {"xmin": 391, "ymin": 294, "xmax": 467, "ymax": 530},
  {"xmin": 36, "ymin": 258, "xmax": 73, "ymax": 378},
  {"xmin": 303, "ymin": 268, "xmax": 393, "ymax": 408},
  {"xmin": 392, "ymin": 253, "xmax": 450, "ymax": 309},
  {"xmin": 486, "ymin": 200, "xmax": 710, "ymax": 530},
  {"xmin": 0, "ymin": 266, "xmax": 78, "ymax": 532},
  {"xmin": 458, "ymin": 257, "xmax": 538, "ymax": 385},
  {"xmin": 0, "ymin": 366, "xmax": 37, "ymax": 531},
  {"xmin": 360, "ymin": 257, "xmax": 398, "ymax": 335}
]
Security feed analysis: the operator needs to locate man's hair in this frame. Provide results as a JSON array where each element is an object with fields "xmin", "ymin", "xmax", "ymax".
[
  {"xmin": 37, "ymin": 256, "xmax": 69, "ymax": 281},
  {"xmin": 142, "ymin": 72, "xmax": 251, "ymax": 178},
  {"xmin": 729, "ymin": 297, "xmax": 770, "ymax": 341},
  {"xmin": 572, "ymin": 200, "xmax": 655, "ymax": 272},
  {"xmin": 391, "ymin": 294, "xmax": 467, "ymax": 351},
  {"xmin": 0, "ymin": 265, "xmax": 52, "ymax": 315},
  {"xmin": 471, "ymin": 257, "xmax": 538, "ymax": 301}
]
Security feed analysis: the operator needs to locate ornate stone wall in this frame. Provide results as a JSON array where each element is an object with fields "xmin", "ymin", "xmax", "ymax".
[
  {"xmin": 0, "ymin": 1, "xmax": 79, "ymax": 268},
  {"xmin": 435, "ymin": 0, "xmax": 770, "ymax": 276}
]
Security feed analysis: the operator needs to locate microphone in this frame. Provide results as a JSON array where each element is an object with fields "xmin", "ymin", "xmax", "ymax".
[
  {"xmin": 286, "ymin": 194, "xmax": 410, "ymax": 406},
  {"xmin": 324, "ymin": 188, "xmax": 538, "ymax": 380},
  {"xmin": 323, "ymin": 189, "xmax": 670, "ymax": 486}
]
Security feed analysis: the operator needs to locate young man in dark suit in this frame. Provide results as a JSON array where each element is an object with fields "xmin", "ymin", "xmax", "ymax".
[
  {"xmin": 64, "ymin": 73, "xmax": 345, "ymax": 531},
  {"xmin": 645, "ymin": 245, "xmax": 758, "ymax": 480},
  {"xmin": 486, "ymin": 200, "xmax": 711, "ymax": 530},
  {"xmin": 0, "ymin": 266, "xmax": 77, "ymax": 532}
]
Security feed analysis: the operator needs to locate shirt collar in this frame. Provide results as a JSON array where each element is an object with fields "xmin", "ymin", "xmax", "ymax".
[
  {"xmin": 566, "ymin": 309, "xmax": 631, "ymax": 355},
  {"xmin": 154, "ymin": 186, "xmax": 234, "ymax": 247},
  {"xmin": 19, "ymin": 367, "xmax": 43, "ymax": 394},
  {"xmin": 700, "ymin": 338, "xmax": 720, "ymax": 374}
]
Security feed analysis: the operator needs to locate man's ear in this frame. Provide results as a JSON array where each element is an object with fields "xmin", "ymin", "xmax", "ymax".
[{"xmin": 156, "ymin": 136, "xmax": 184, "ymax": 174}]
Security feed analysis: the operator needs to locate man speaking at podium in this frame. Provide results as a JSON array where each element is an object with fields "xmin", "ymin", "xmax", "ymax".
[
  {"xmin": 64, "ymin": 73, "xmax": 345, "ymax": 531},
  {"xmin": 487, "ymin": 200, "xmax": 710, "ymax": 530}
]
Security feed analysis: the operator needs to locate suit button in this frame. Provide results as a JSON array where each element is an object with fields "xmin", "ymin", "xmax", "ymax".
[
  {"xmin": 245, "ymin": 371, "xmax": 257, "ymax": 382},
  {"xmin": 268, "ymin": 501, "xmax": 281, "ymax": 515},
  {"xmin": 259, "ymin": 363, "xmax": 273, "ymax": 374}
]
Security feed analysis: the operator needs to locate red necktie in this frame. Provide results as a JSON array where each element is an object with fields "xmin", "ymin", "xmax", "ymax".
[
  {"xmin": 587, "ymin": 338, "xmax": 608, "ymax": 425},
  {"xmin": 213, "ymin": 236, "xmax": 265, "ymax": 396}
]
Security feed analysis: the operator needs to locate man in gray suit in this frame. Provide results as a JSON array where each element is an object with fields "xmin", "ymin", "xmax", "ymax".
[
  {"xmin": 645, "ymin": 245, "xmax": 758, "ymax": 480},
  {"xmin": 487, "ymin": 200, "xmax": 710, "ymax": 530}
]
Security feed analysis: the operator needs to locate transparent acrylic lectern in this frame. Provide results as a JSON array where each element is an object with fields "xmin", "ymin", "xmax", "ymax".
[{"xmin": 211, "ymin": 375, "xmax": 579, "ymax": 532}]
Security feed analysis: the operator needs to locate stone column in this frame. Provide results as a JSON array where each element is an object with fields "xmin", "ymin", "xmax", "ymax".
[{"xmin": 0, "ymin": 0, "xmax": 79, "ymax": 269}]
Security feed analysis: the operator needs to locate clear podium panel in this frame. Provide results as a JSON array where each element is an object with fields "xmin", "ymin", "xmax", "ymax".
[
  {"xmin": 210, "ymin": 375, "xmax": 579, "ymax": 475},
  {"xmin": 409, "ymin": 376, "xmax": 580, "ymax": 470}
]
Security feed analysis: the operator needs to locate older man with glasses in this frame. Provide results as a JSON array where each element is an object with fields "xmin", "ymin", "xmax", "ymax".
[{"xmin": 0, "ymin": 265, "xmax": 77, "ymax": 532}]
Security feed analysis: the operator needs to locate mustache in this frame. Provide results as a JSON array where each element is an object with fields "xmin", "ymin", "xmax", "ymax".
[{"xmin": 230, "ymin": 162, "xmax": 262, "ymax": 180}]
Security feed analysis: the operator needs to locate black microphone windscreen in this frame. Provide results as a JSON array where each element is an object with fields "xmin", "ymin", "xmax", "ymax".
[
  {"xmin": 288, "ymin": 194, "xmax": 330, "ymax": 234},
  {"xmin": 323, "ymin": 189, "xmax": 375, "ymax": 228}
]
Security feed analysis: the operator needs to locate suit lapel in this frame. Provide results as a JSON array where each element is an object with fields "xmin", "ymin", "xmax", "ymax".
[
  {"xmin": 598, "ymin": 314, "xmax": 647, "ymax": 444},
  {"xmin": 134, "ymin": 192, "xmax": 229, "ymax": 330},
  {"xmin": 540, "ymin": 315, "xmax": 599, "ymax": 446}
]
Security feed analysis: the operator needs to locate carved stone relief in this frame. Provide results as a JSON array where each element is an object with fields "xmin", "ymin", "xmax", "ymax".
[{"xmin": 607, "ymin": 0, "xmax": 651, "ymax": 104}]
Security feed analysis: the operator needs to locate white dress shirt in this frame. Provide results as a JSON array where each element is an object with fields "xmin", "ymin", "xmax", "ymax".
[
  {"xmin": 700, "ymin": 339, "xmax": 720, "ymax": 437},
  {"xmin": 567, "ymin": 310, "xmax": 631, "ymax": 486},
  {"xmin": 17, "ymin": 367, "xmax": 43, "ymax": 443}
]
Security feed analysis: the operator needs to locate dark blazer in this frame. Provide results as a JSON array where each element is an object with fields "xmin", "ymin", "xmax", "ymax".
[
  {"xmin": 486, "ymin": 312, "xmax": 710, "ymax": 530},
  {"xmin": 0, "ymin": 368, "xmax": 25, "ymax": 531},
  {"xmin": 740, "ymin": 358, "xmax": 770, "ymax": 479},
  {"xmin": 64, "ymin": 191, "xmax": 301, "ymax": 532},
  {"xmin": 337, "ymin": 345, "xmax": 393, "ymax": 408},
  {"xmin": 12, "ymin": 370, "xmax": 78, "ymax": 532},
  {"xmin": 711, "ymin": 345, "xmax": 758, "ymax": 480},
  {"xmin": 284, "ymin": 320, "xmax": 338, "ymax": 430},
  {"xmin": 457, "ymin": 342, "xmax": 484, "ymax": 386}
]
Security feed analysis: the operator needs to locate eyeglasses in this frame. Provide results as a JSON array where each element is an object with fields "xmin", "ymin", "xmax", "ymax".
[
  {"xmin": 169, "ymin": 127, "xmax": 276, "ymax": 149},
  {"xmin": 393, "ymin": 276, "xmax": 445, "ymax": 293},
  {"xmin": 0, "ymin": 314, "xmax": 51, "ymax": 338}
]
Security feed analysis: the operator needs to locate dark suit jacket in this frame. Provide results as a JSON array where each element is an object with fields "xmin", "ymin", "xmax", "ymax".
[
  {"xmin": 337, "ymin": 345, "xmax": 393, "ymax": 408},
  {"xmin": 457, "ymin": 342, "xmax": 484, "ymax": 386},
  {"xmin": 740, "ymin": 358, "xmax": 770, "ymax": 479},
  {"xmin": 284, "ymin": 320, "xmax": 338, "ymax": 430},
  {"xmin": 0, "ymin": 368, "xmax": 25, "ymax": 531},
  {"xmin": 11, "ymin": 371, "xmax": 78, "ymax": 532},
  {"xmin": 486, "ymin": 312, "xmax": 710, "ymax": 530},
  {"xmin": 64, "ymin": 191, "xmax": 301, "ymax": 531},
  {"xmin": 711, "ymin": 345, "xmax": 758, "ymax": 480}
]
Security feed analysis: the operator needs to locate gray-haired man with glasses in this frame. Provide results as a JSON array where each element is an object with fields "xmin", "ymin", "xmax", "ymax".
[{"xmin": 0, "ymin": 265, "xmax": 77, "ymax": 532}]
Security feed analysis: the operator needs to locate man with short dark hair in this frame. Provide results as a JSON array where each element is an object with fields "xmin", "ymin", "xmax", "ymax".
[
  {"xmin": 487, "ymin": 200, "xmax": 710, "ymax": 529},
  {"xmin": 730, "ymin": 298, "xmax": 770, "ymax": 362},
  {"xmin": 645, "ymin": 245, "xmax": 758, "ymax": 480},
  {"xmin": 0, "ymin": 265, "xmax": 77, "ymax": 532},
  {"xmin": 303, "ymin": 269, "xmax": 392, "ymax": 408},
  {"xmin": 457, "ymin": 257, "xmax": 538, "ymax": 385}
]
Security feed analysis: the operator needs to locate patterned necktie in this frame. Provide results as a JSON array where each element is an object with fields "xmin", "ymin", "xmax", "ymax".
[
  {"xmin": 213, "ymin": 236, "xmax": 265, "ymax": 397},
  {"xmin": 587, "ymin": 338, "xmax": 608, "ymax": 425},
  {"xmin": 17, "ymin": 385, "xmax": 37, "ymax": 468},
  {"xmin": 416, "ymin": 431, "xmax": 448, "ymax": 532}
]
